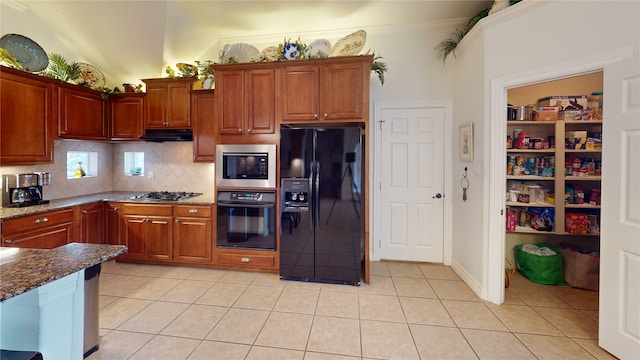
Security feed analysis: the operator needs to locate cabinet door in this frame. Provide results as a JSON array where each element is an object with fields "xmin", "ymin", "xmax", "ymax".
[
  {"xmin": 217, "ymin": 70, "xmax": 245, "ymax": 134},
  {"xmin": 105, "ymin": 202, "xmax": 123, "ymax": 246},
  {"xmin": 192, "ymin": 90, "xmax": 216, "ymax": 161},
  {"xmin": 0, "ymin": 67, "xmax": 55, "ymax": 165},
  {"xmin": 58, "ymin": 86, "xmax": 107, "ymax": 140},
  {"xmin": 147, "ymin": 216, "xmax": 172, "ymax": 261},
  {"xmin": 173, "ymin": 217, "xmax": 212, "ymax": 263},
  {"xmin": 279, "ymin": 65, "xmax": 319, "ymax": 122},
  {"xmin": 110, "ymin": 94, "xmax": 144, "ymax": 140},
  {"xmin": 166, "ymin": 82, "xmax": 192, "ymax": 128},
  {"xmin": 322, "ymin": 62, "xmax": 365, "ymax": 121},
  {"xmin": 245, "ymin": 69, "xmax": 275, "ymax": 134},
  {"xmin": 122, "ymin": 216, "xmax": 148, "ymax": 260},
  {"xmin": 78, "ymin": 202, "xmax": 105, "ymax": 244},
  {"xmin": 3, "ymin": 223, "xmax": 73, "ymax": 249},
  {"xmin": 145, "ymin": 84, "xmax": 168, "ymax": 128}
]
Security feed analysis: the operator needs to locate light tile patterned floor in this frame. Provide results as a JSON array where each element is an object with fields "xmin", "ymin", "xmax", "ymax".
[{"xmin": 87, "ymin": 260, "xmax": 616, "ymax": 360}]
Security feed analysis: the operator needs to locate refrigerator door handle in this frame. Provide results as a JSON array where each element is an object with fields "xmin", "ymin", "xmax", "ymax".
[
  {"xmin": 315, "ymin": 161, "xmax": 321, "ymax": 227},
  {"xmin": 309, "ymin": 161, "xmax": 316, "ymax": 229}
]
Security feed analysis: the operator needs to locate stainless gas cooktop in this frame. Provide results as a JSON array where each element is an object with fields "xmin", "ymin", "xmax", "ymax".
[{"xmin": 129, "ymin": 191, "xmax": 203, "ymax": 201}]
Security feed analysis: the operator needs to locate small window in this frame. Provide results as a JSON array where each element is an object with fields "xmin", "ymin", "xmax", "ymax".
[
  {"xmin": 67, "ymin": 151, "xmax": 98, "ymax": 179},
  {"xmin": 124, "ymin": 152, "xmax": 145, "ymax": 176}
]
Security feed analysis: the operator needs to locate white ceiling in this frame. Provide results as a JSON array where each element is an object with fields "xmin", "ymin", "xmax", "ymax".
[{"xmin": 3, "ymin": 0, "xmax": 493, "ymax": 87}]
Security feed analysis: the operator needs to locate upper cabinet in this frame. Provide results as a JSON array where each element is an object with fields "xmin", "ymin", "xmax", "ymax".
[
  {"xmin": 277, "ymin": 55, "xmax": 372, "ymax": 123},
  {"xmin": 0, "ymin": 66, "xmax": 55, "ymax": 165},
  {"xmin": 191, "ymin": 90, "xmax": 216, "ymax": 161},
  {"xmin": 213, "ymin": 66, "xmax": 275, "ymax": 136},
  {"xmin": 142, "ymin": 77, "xmax": 195, "ymax": 129},
  {"xmin": 109, "ymin": 93, "xmax": 144, "ymax": 141},
  {"xmin": 57, "ymin": 83, "xmax": 108, "ymax": 140}
]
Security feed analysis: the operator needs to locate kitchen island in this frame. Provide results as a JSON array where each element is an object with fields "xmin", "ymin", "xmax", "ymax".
[{"xmin": 0, "ymin": 243, "xmax": 127, "ymax": 359}]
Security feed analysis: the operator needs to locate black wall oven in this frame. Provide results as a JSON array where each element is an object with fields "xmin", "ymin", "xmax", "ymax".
[
  {"xmin": 216, "ymin": 190, "xmax": 276, "ymax": 250},
  {"xmin": 215, "ymin": 144, "xmax": 276, "ymax": 188}
]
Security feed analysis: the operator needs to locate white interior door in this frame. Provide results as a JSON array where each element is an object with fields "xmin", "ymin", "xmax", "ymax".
[
  {"xmin": 599, "ymin": 53, "xmax": 640, "ymax": 358},
  {"xmin": 377, "ymin": 106, "xmax": 445, "ymax": 262}
]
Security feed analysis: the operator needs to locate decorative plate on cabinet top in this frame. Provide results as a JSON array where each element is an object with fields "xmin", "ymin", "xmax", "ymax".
[
  {"xmin": 282, "ymin": 43, "xmax": 302, "ymax": 60},
  {"xmin": 73, "ymin": 62, "xmax": 105, "ymax": 90},
  {"xmin": 0, "ymin": 33, "xmax": 48, "ymax": 72},
  {"xmin": 260, "ymin": 46, "xmax": 279, "ymax": 62},
  {"xmin": 220, "ymin": 43, "xmax": 260, "ymax": 64},
  {"xmin": 176, "ymin": 62, "xmax": 198, "ymax": 77},
  {"xmin": 331, "ymin": 29, "xmax": 367, "ymax": 57},
  {"xmin": 305, "ymin": 39, "xmax": 331, "ymax": 59}
]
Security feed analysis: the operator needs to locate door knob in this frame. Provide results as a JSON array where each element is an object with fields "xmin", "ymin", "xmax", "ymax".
[{"xmin": 433, "ymin": 193, "xmax": 443, "ymax": 199}]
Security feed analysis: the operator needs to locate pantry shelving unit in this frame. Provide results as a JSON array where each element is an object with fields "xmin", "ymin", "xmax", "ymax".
[{"xmin": 505, "ymin": 72, "xmax": 603, "ymax": 259}]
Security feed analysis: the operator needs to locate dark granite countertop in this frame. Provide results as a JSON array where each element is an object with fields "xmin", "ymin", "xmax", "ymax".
[
  {"xmin": 0, "ymin": 191, "xmax": 216, "ymax": 220},
  {"xmin": 0, "ymin": 243, "xmax": 127, "ymax": 302}
]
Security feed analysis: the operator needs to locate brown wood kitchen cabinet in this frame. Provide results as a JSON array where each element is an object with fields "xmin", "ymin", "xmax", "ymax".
[
  {"xmin": 105, "ymin": 202, "xmax": 124, "ymax": 246},
  {"xmin": 142, "ymin": 77, "xmax": 195, "ymax": 129},
  {"xmin": 1, "ymin": 208, "xmax": 74, "ymax": 249},
  {"xmin": 173, "ymin": 205, "xmax": 213, "ymax": 263},
  {"xmin": 277, "ymin": 55, "xmax": 372, "ymax": 123},
  {"xmin": 191, "ymin": 90, "xmax": 217, "ymax": 161},
  {"xmin": 213, "ymin": 65, "xmax": 275, "ymax": 136},
  {"xmin": 109, "ymin": 93, "xmax": 144, "ymax": 141},
  {"xmin": 0, "ymin": 66, "xmax": 55, "ymax": 165},
  {"xmin": 121, "ymin": 203, "xmax": 173, "ymax": 261},
  {"xmin": 76, "ymin": 202, "xmax": 105, "ymax": 244},
  {"xmin": 57, "ymin": 84, "xmax": 108, "ymax": 140}
]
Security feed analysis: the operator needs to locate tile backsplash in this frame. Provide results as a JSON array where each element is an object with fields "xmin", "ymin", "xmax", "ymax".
[
  {"xmin": 113, "ymin": 142, "xmax": 215, "ymax": 194},
  {"xmin": 0, "ymin": 140, "xmax": 215, "ymax": 201}
]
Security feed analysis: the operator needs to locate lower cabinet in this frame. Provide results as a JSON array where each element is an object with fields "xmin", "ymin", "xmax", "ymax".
[
  {"xmin": 173, "ymin": 205, "xmax": 213, "ymax": 263},
  {"xmin": 215, "ymin": 249, "xmax": 277, "ymax": 270},
  {"xmin": 1, "ymin": 208, "xmax": 74, "ymax": 249},
  {"xmin": 105, "ymin": 202, "xmax": 124, "ymax": 246},
  {"xmin": 76, "ymin": 202, "xmax": 105, "ymax": 244},
  {"xmin": 121, "ymin": 203, "xmax": 173, "ymax": 261}
]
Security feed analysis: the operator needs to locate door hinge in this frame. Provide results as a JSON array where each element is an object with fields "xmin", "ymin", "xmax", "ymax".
[
  {"xmin": 501, "ymin": 209, "xmax": 504, "ymax": 215},
  {"xmin": 378, "ymin": 119, "xmax": 385, "ymax": 130}
]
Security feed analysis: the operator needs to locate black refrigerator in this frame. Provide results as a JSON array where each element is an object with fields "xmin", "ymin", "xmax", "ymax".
[{"xmin": 280, "ymin": 126, "xmax": 363, "ymax": 285}]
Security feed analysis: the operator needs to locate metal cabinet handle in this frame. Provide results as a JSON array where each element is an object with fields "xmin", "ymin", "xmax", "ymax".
[
  {"xmin": 238, "ymin": 128, "xmax": 242, "ymax": 133},
  {"xmin": 241, "ymin": 257, "xmax": 250, "ymax": 263},
  {"xmin": 35, "ymin": 217, "xmax": 49, "ymax": 224},
  {"xmin": 114, "ymin": 206, "xmax": 120, "ymax": 211},
  {"xmin": 324, "ymin": 113, "xmax": 328, "ymax": 117},
  {"xmin": 5, "ymin": 239, "xmax": 13, "ymax": 244},
  {"xmin": 82, "ymin": 210, "xmax": 88, "ymax": 214},
  {"xmin": 247, "ymin": 128, "xmax": 252, "ymax": 133},
  {"xmin": 314, "ymin": 114, "xmax": 319, "ymax": 119},
  {"xmin": 175, "ymin": 219, "xmax": 180, "ymax": 223},
  {"xmin": 189, "ymin": 209, "xmax": 198, "ymax": 213}
]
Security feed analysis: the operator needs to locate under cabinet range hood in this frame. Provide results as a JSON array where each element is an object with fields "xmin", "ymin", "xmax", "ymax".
[{"xmin": 139, "ymin": 129, "xmax": 193, "ymax": 142}]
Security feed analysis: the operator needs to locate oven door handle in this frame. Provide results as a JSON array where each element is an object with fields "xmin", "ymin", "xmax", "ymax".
[{"xmin": 216, "ymin": 201, "xmax": 275, "ymax": 208}]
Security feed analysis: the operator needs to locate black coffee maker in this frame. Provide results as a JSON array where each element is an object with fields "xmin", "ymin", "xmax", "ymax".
[{"xmin": 2, "ymin": 173, "xmax": 50, "ymax": 208}]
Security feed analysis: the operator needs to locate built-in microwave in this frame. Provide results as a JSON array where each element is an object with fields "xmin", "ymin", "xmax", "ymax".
[{"xmin": 215, "ymin": 144, "xmax": 277, "ymax": 188}]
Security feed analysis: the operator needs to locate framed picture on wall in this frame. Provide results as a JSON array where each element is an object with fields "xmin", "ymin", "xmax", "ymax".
[{"xmin": 459, "ymin": 122, "xmax": 474, "ymax": 162}]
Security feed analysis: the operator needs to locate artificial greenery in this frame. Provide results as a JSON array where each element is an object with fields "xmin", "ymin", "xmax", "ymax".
[
  {"xmin": 40, "ymin": 53, "xmax": 80, "ymax": 82},
  {"xmin": 371, "ymin": 54, "xmax": 388, "ymax": 85},
  {"xmin": 435, "ymin": 0, "xmax": 522, "ymax": 65}
]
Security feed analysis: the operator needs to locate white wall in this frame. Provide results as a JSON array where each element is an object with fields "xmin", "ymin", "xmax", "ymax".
[{"xmin": 451, "ymin": 0, "xmax": 640, "ymax": 301}]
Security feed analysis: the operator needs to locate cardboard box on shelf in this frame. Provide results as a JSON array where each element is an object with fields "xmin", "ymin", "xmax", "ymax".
[
  {"xmin": 558, "ymin": 110, "xmax": 593, "ymax": 120},
  {"xmin": 565, "ymin": 213, "xmax": 590, "ymax": 234},
  {"xmin": 537, "ymin": 110, "xmax": 558, "ymax": 121},
  {"xmin": 538, "ymin": 95, "xmax": 588, "ymax": 110}
]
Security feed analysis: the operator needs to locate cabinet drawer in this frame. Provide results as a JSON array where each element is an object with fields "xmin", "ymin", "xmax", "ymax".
[
  {"xmin": 2, "ymin": 208, "xmax": 74, "ymax": 235},
  {"xmin": 217, "ymin": 251, "xmax": 275, "ymax": 268},
  {"xmin": 122, "ymin": 203, "xmax": 173, "ymax": 216},
  {"xmin": 174, "ymin": 205, "xmax": 212, "ymax": 218}
]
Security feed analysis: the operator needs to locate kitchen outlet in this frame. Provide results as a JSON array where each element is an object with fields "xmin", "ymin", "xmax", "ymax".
[{"xmin": 147, "ymin": 171, "xmax": 154, "ymax": 180}]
